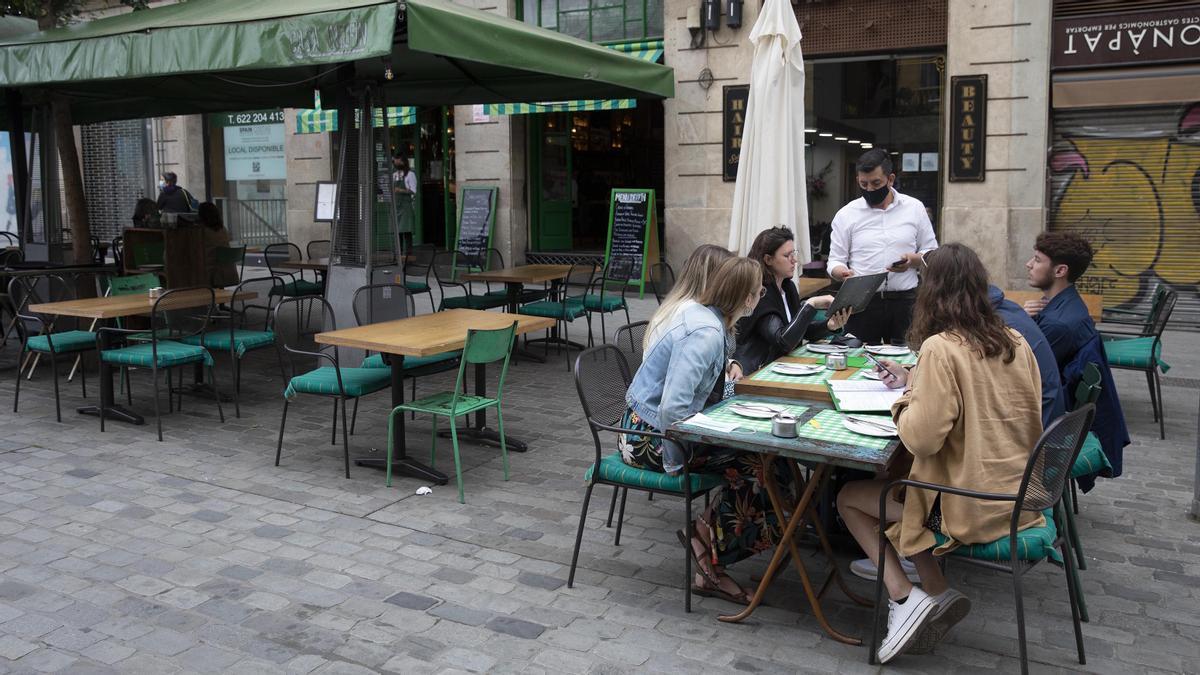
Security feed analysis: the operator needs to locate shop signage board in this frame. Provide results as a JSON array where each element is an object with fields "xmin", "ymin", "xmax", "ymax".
[
  {"xmin": 948, "ymin": 75, "xmax": 986, "ymax": 183},
  {"xmin": 455, "ymin": 186, "xmax": 498, "ymax": 261},
  {"xmin": 1052, "ymin": 7, "xmax": 1200, "ymax": 70},
  {"xmin": 723, "ymin": 85, "xmax": 750, "ymax": 182},
  {"xmin": 220, "ymin": 110, "xmax": 286, "ymax": 181},
  {"xmin": 604, "ymin": 189, "xmax": 659, "ymax": 297}
]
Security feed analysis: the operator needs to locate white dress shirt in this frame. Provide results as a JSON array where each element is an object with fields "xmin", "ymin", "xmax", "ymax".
[{"xmin": 827, "ymin": 189, "xmax": 938, "ymax": 292}]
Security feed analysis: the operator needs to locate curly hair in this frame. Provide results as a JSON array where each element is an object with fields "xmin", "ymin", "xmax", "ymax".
[
  {"xmin": 906, "ymin": 243, "xmax": 1017, "ymax": 362},
  {"xmin": 1035, "ymin": 232, "xmax": 1094, "ymax": 282}
]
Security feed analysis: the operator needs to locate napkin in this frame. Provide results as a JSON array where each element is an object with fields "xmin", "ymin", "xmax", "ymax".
[{"xmin": 682, "ymin": 413, "xmax": 739, "ymax": 433}]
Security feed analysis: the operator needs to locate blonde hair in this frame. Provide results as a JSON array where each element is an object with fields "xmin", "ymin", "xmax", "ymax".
[
  {"xmin": 699, "ymin": 258, "xmax": 763, "ymax": 330},
  {"xmin": 645, "ymin": 245, "xmax": 733, "ymax": 349}
]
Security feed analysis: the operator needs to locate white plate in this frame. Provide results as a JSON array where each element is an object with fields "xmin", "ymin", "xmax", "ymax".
[
  {"xmin": 805, "ymin": 343, "xmax": 849, "ymax": 354},
  {"xmin": 860, "ymin": 369, "xmax": 882, "ymax": 380},
  {"xmin": 729, "ymin": 404, "xmax": 780, "ymax": 419},
  {"xmin": 772, "ymin": 363, "xmax": 823, "ymax": 376},
  {"xmin": 842, "ymin": 417, "xmax": 898, "ymax": 437},
  {"xmin": 865, "ymin": 345, "xmax": 912, "ymax": 356}
]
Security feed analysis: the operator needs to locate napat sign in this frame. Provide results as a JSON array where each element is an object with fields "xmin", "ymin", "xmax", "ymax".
[
  {"xmin": 1052, "ymin": 7, "xmax": 1200, "ymax": 69},
  {"xmin": 224, "ymin": 122, "xmax": 286, "ymax": 181}
]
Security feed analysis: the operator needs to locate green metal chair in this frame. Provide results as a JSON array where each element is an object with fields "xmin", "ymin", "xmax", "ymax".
[
  {"xmin": 518, "ymin": 262, "xmax": 595, "ymax": 370},
  {"xmin": 387, "ymin": 321, "xmax": 517, "ymax": 503},
  {"xmin": 1101, "ymin": 285, "xmax": 1175, "ymax": 439},
  {"xmin": 274, "ymin": 296, "xmax": 390, "ymax": 478},
  {"xmin": 432, "ymin": 250, "xmax": 507, "ymax": 312},
  {"xmin": 10, "ymin": 275, "xmax": 94, "ymax": 422},
  {"xmin": 584, "ymin": 257, "xmax": 633, "ymax": 346},
  {"xmin": 97, "ymin": 287, "xmax": 224, "ymax": 441}
]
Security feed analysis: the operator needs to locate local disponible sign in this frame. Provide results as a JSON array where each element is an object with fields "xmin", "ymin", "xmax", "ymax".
[
  {"xmin": 723, "ymin": 85, "xmax": 749, "ymax": 182},
  {"xmin": 221, "ymin": 110, "xmax": 286, "ymax": 181},
  {"xmin": 1053, "ymin": 7, "xmax": 1200, "ymax": 69},
  {"xmin": 948, "ymin": 75, "xmax": 986, "ymax": 183}
]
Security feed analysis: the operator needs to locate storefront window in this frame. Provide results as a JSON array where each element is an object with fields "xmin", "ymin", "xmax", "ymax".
[
  {"xmin": 522, "ymin": 0, "xmax": 662, "ymax": 41},
  {"xmin": 208, "ymin": 110, "xmax": 288, "ymax": 247}
]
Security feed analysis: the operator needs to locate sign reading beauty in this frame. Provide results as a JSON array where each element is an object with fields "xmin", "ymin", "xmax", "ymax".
[
  {"xmin": 723, "ymin": 85, "xmax": 750, "ymax": 182},
  {"xmin": 1053, "ymin": 7, "xmax": 1200, "ymax": 69},
  {"xmin": 948, "ymin": 75, "xmax": 986, "ymax": 183}
]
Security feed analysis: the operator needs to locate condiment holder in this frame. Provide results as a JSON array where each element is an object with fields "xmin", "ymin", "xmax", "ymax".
[
  {"xmin": 825, "ymin": 353, "xmax": 847, "ymax": 371},
  {"xmin": 771, "ymin": 412, "xmax": 799, "ymax": 438},
  {"xmin": 148, "ymin": 287, "xmax": 164, "ymax": 299}
]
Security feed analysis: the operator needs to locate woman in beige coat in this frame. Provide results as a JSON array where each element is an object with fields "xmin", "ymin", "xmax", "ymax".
[{"xmin": 837, "ymin": 243, "xmax": 1043, "ymax": 664}]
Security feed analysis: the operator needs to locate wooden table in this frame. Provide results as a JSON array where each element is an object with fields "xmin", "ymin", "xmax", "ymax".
[
  {"xmin": 1005, "ymin": 289, "xmax": 1102, "ymax": 322},
  {"xmin": 735, "ymin": 355, "xmax": 858, "ymax": 403},
  {"xmin": 316, "ymin": 309, "xmax": 555, "ymax": 484},
  {"xmin": 30, "ymin": 289, "xmax": 256, "ymax": 425},
  {"xmin": 796, "ymin": 277, "xmax": 833, "ymax": 298},
  {"xmin": 670, "ymin": 395, "xmax": 900, "ymax": 644},
  {"xmin": 274, "ymin": 259, "xmax": 329, "ymax": 272},
  {"xmin": 462, "ymin": 264, "xmax": 581, "ymax": 360}
]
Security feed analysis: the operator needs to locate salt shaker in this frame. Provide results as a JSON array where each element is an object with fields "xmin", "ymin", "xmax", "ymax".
[{"xmin": 826, "ymin": 353, "xmax": 847, "ymax": 371}]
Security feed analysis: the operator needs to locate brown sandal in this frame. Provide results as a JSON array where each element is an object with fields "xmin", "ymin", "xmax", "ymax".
[
  {"xmin": 691, "ymin": 572, "xmax": 753, "ymax": 605},
  {"xmin": 676, "ymin": 529, "xmax": 720, "ymax": 588}
]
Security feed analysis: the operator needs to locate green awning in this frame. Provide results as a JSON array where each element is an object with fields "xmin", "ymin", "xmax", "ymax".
[
  {"xmin": 0, "ymin": 0, "xmax": 674, "ymax": 127},
  {"xmin": 482, "ymin": 40, "xmax": 662, "ymax": 116},
  {"xmin": 295, "ymin": 106, "xmax": 417, "ymax": 133}
]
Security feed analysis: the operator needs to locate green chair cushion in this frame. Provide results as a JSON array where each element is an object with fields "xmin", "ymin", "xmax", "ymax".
[
  {"xmin": 1071, "ymin": 432, "xmax": 1111, "ymax": 479},
  {"xmin": 179, "ymin": 329, "xmax": 275, "ymax": 358},
  {"xmin": 933, "ymin": 508, "xmax": 1062, "ymax": 564},
  {"xmin": 519, "ymin": 298, "xmax": 587, "ymax": 320},
  {"xmin": 397, "ymin": 390, "xmax": 497, "ymax": 417},
  {"xmin": 269, "ymin": 279, "xmax": 324, "ymax": 297},
  {"xmin": 362, "ymin": 351, "xmax": 460, "ymax": 370},
  {"xmin": 101, "ymin": 341, "xmax": 213, "ymax": 368},
  {"xmin": 405, "ymin": 280, "xmax": 431, "ymax": 293},
  {"xmin": 26, "ymin": 330, "xmax": 96, "ymax": 354},
  {"xmin": 585, "ymin": 453, "xmax": 725, "ymax": 494},
  {"xmin": 583, "ymin": 294, "xmax": 626, "ymax": 312},
  {"xmin": 1103, "ymin": 335, "xmax": 1170, "ymax": 373},
  {"xmin": 284, "ymin": 366, "xmax": 391, "ymax": 400},
  {"xmin": 442, "ymin": 294, "xmax": 507, "ymax": 310}
]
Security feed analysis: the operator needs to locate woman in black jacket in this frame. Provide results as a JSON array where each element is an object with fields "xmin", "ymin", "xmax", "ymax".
[{"xmin": 733, "ymin": 227, "xmax": 850, "ymax": 375}]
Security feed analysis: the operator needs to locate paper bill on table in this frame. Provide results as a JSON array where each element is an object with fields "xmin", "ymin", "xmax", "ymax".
[{"xmin": 828, "ymin": 380, "xmax": 904, "ymax": 412}]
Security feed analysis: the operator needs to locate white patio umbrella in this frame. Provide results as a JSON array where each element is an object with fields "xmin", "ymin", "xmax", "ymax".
[{"xmin": 727, "ymin": 0, "xmax": 809, "ymax": 261}]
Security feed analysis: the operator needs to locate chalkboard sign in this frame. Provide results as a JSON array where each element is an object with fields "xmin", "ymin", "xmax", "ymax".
[
  {"xmin": 456, "ymin": 186, "xmax": 497, "ymax": 262},
  {"xmin": 604, "ymin": 189, "xmax": 659, "ymax": 297}
]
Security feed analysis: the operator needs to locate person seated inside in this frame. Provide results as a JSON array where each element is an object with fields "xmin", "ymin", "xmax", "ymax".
[
  {"xmin": 624, "ymin": 256, "xmax": 789, "ymax": 604},
  {"xmin": 131, "ymin": 198, "xmax": 160, "ymax": 228},
  {"xmin": 1022, "ymin": 232, "xmax": 1127, "ymax": 489},
  {"xmin": 197, "ymin": 202, "xmax": 239, "ymax": 288},
  {"xmin": 837, "ymin": 243, "xmax": 1044, "ymax": 663},
  {"xmin": 734, "ymin": 226, "xmax": 850, "ymax": 374}
]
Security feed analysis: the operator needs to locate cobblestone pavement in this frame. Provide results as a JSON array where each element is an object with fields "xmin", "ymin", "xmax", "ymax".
[{"xmin": 0, "ymin": 292, "xmax": 1196, "ymax": 674}]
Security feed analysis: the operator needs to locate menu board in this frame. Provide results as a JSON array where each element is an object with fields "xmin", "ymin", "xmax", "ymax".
[
  {"xmin": 456, "ymin": 186, "xmax": 497, "ymax": 262},
  {"xmin": 604, "ymin": 189, "xmax": 658, "ymax": 297}
]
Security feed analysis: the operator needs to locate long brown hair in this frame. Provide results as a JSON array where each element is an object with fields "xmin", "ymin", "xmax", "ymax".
[
  {"xmin": 698, "ymin": 257, "xmax": 762, "ymax": 330},
  {"xmin": 747, "ymin": 226, "xmax": 793, "ymax": 286},
  {"xmin": 645, "ymin": 244, "xmax": 733, "ymax": 348},
  {"xmin": 906, "ymin": 243, "xmax": 1017, "ymax": 362}
]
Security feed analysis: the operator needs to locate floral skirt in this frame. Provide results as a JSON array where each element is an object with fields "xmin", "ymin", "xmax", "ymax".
[{"xmin": 617, "ymin": 408, "xmax": 791, "ymax": 566}]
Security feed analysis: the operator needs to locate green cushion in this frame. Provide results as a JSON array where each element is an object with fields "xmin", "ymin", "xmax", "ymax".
[
  {"xmin": 397, "ymin": 391, "xmax": 497, "ymax": 417},
  {"xmin": 1103, "ymin": 336, "xmax": 1170, "ymax": 373},
  {"xmin": 269, "ymin": 279, "xmax": 324, "ymax": 297},
  {"xmin": 362, "ymin": 351, "xmax": 460, "ymax": 370},
  {"xmin": 26, "ymin": 330, "xmax": 96, "ymax": 354},
  {"xmin": 179, "ymin": 329, "xmax": 275, "ymax": 358},
  {"xmin": 584, "ymin": 453, "xmax": 725, "ymax": 494},
  {"xmin": 933, "ymin": 508, "xmax": 1062, "ymax": 564},
  {"xmin": 405, "ymin": 280, "xmax": 431, "ymax": 293},
  {"xmin": 101, "ymin": 341, "xmax": 212, "ymax": 368},
  {"xmin": 442, "ymin": 294, "xmax": 507, "ymax": 310},
  {"xmin": 582, "ymin": 294, "xmax": 626, "ymax": 312},
  {"xmin": 1071, "ymin": 432, "xmax": 1111, "ymax": 479},
  {"xmin": 283, "ymin": 366, "xmax": 391, "ymax": 400},
  {"xmin": 520, "ymin": 298, "xmax": 587, "ymax": 320}
]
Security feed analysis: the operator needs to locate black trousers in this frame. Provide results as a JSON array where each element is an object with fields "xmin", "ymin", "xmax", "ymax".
[{"xmin": 845, "ymin": 292, "xmax": 916, "ymax": 345}]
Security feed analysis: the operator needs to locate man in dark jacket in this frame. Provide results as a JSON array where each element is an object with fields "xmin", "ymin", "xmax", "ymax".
[
  {"xmin": 156, "ymin": 172, "xmax": 197, "ymax": 214},
  {"xmin": 988, "ymin": 285, "xmax": 1066, "ymax": 428}
]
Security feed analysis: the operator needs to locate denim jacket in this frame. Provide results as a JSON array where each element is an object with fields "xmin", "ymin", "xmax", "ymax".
[{"xmin": 627, "ymin": 301, "xmax": 727, "ymax": 473}]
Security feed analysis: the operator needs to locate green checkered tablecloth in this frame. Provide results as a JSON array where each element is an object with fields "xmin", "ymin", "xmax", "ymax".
[
  {"xmin": 705, "ymin": 401, "xmax": 811, "ymax": 434},
  {"xmin": 749, "ymin": 364, "xmax": 835, "ymax": 386},
  {"xmin": 796, "ymin": 409, "xmax": 892, "ymax": 449},
  {"xmin": 790, "ymin": 345, "xmax": 919, "ymax": 366}
]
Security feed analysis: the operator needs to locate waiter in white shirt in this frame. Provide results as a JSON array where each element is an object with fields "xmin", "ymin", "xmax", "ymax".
[{"xmin": 827, "ymin": 149, "xmax": 939, "ymax": 345}]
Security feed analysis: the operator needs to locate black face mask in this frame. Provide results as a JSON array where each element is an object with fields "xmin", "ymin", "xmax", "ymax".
[{"xmin": 862, "ymin": 184, "xmax": 890, "ymax": 206}]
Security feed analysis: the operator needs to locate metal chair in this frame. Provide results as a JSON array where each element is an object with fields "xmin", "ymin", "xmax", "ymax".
[
  {"xmin": 568, "ymin": 344, "xmax": 723, "ymax": 612},
  {"xmin": 389, "ymin": 322, "xmax": 517, "ymax": 503},
  {"xmin": 613, "ymin": 321, "xmax": 648, "ymax": 373},
  {"xmin": 584, "ymin": 257, "xmax": 634, "ymax": 346},
  {"xmin": 10, "ymin": 275, "xmax": 95, "ymax": 421},
  {"xmin": 110, "ymin": 236, "xmax": 123, "ymax": 270},
  {"xmin": 1101, "ymin": 285, "xmax": 1175, "ymax": 439},
  {"xmin": 404, "ymin": 244, "xmax": 438, "ymax": 314},
  {"xmin": 481, "ymin": 248, "xmax": 549, "ymax": 306},
  {"xmin": 306, "ymin": 239, "xmax": 331, "ymax": 263},
  {"xmin": 649, "ymin": 261, "xmax": 675, "ymax": 303},
  {"xmin": 518, "ymin": 262, "xmax": 595, "ymax": 371},
  {"xmin": 432, "ymin": 250, "xmax": 507, "ymax": 312},
  {"xmin": 868, "ymin": 404, "xmax": 1096, "ymax": 674},
  {"xmin": 264, "ymin": 242, "xmax": 324, "ymax": 296},
  {"xmin": 1058, "ymin": 362, "xmax": 1102, "ymax": 623},
  {"xmin": 96, "ymin": 287, "xmax": 225, "ymax": 441},
  {"xmin": 210, "ymin": 245, "xmax": 246, "ymax": 288},
  {"xmin": 0, "ymin": 231, "xmax": 17, "ymax": 247},
  {"xmin": 273, "ymin": 296, "xmax": 390, "ymax": 478}
]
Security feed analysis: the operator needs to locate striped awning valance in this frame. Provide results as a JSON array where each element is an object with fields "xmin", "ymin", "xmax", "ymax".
[{"xmin": 294, "ymin": 106, "xmax": 417, "ymax": 134}]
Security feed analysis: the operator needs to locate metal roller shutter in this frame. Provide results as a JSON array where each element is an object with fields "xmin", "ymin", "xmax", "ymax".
[{"xmin": 1049, "ymin": 104, "xmax": 1200, "ymax": 330}]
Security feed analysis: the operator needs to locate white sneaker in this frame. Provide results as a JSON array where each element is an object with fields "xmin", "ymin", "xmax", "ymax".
[
  {"xmin": 877, "ymin": 586, "xmax": 937, "ymax": 664},
  {"xmin": 907, "ymin": 588, "xmax": 971, "ymax": 655},
  {"xmin": 850, "ymin": 557, "xmax": 921, "ymax": 584}
]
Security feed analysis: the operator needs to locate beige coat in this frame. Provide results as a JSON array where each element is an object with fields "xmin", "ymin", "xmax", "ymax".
[{"xmin": 887, "ymin": 329, "xmax": 1044, "ymax": 557}]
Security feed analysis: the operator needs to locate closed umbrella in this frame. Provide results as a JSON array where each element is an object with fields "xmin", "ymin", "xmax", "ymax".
[{"xmin": 727, "ymin": 0, "xmax": 808, "ymax": 260}]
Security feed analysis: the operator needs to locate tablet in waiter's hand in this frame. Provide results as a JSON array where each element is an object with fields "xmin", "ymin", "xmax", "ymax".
[{"xmin": 827, "ymin": 272, "xmax": 888, "ymax": 315}]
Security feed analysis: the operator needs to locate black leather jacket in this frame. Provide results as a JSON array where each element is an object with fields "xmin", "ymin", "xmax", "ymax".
[{"xmin": 734, "ymin": 278, "xmax": 828, "ymax": 373}]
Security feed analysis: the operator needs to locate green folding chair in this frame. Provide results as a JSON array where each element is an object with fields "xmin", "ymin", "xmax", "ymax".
[{"xmin": 387, "ymin": 321, "xmax": 517, "ymax": 503}]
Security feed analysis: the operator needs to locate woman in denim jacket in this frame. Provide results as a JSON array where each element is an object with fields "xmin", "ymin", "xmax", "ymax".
[{"xmin": 622, "ymin": 256, "xmax": 785, "ymax": 604}]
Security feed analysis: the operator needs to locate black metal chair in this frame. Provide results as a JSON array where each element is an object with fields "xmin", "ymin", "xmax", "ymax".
[
  {"xmin": 0, "ymin": 231, "xmax": 17, "ymax": 247},
  {"xmin": 264, "ymin": 242, "xmax": 324, "ymax": 295},
  {"xmin": 613, "ymin": 321, "xmax": 648, "ymax": 373},
  {"xmin": 110, "ymin": 236, "xmax": 123, "ymax": 271},
  {"xmin": 432, "ymin": 250, "xmax": 507, "ymax": 312},
  {"xmin": 649, "ymin": 261, "xmax": 675, "ymax": 303},
  {"xmin": 519, "ymin": 262, "xmax": 595, "ymax": 371},
  {"xmin": 1101, "ymin": 284, "xmax": 1176, "ymax": 439},
  {"xmin": 568, "ymin": 344, "xmax": 723, "ymax": 612},
  {"xmin": 306, "ymin": 239, "xmax": 330, "ymax": 263},
  {"xmin": 404, "ymin": 243, "xmax": 438, "ymax": 314},
  {"xmin": 584, "ymin": 257, "xmax": 634, "ymax": 346},
  {"xmin": 10, "ymin": 275, "xmax": 95, "ymax": 421},
  {"xmin": 478, "ymin": 247, "xmax": 549, "ymax": 307},
  {"xmin": 868, "ymin": 404, "xmax": 1096, "ymax": 673}
]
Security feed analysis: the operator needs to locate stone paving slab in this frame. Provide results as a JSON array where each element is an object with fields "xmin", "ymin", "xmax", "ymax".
[{"xmin": 0, "ymin": 294, "xmax": 1195, "ymax": 674}]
